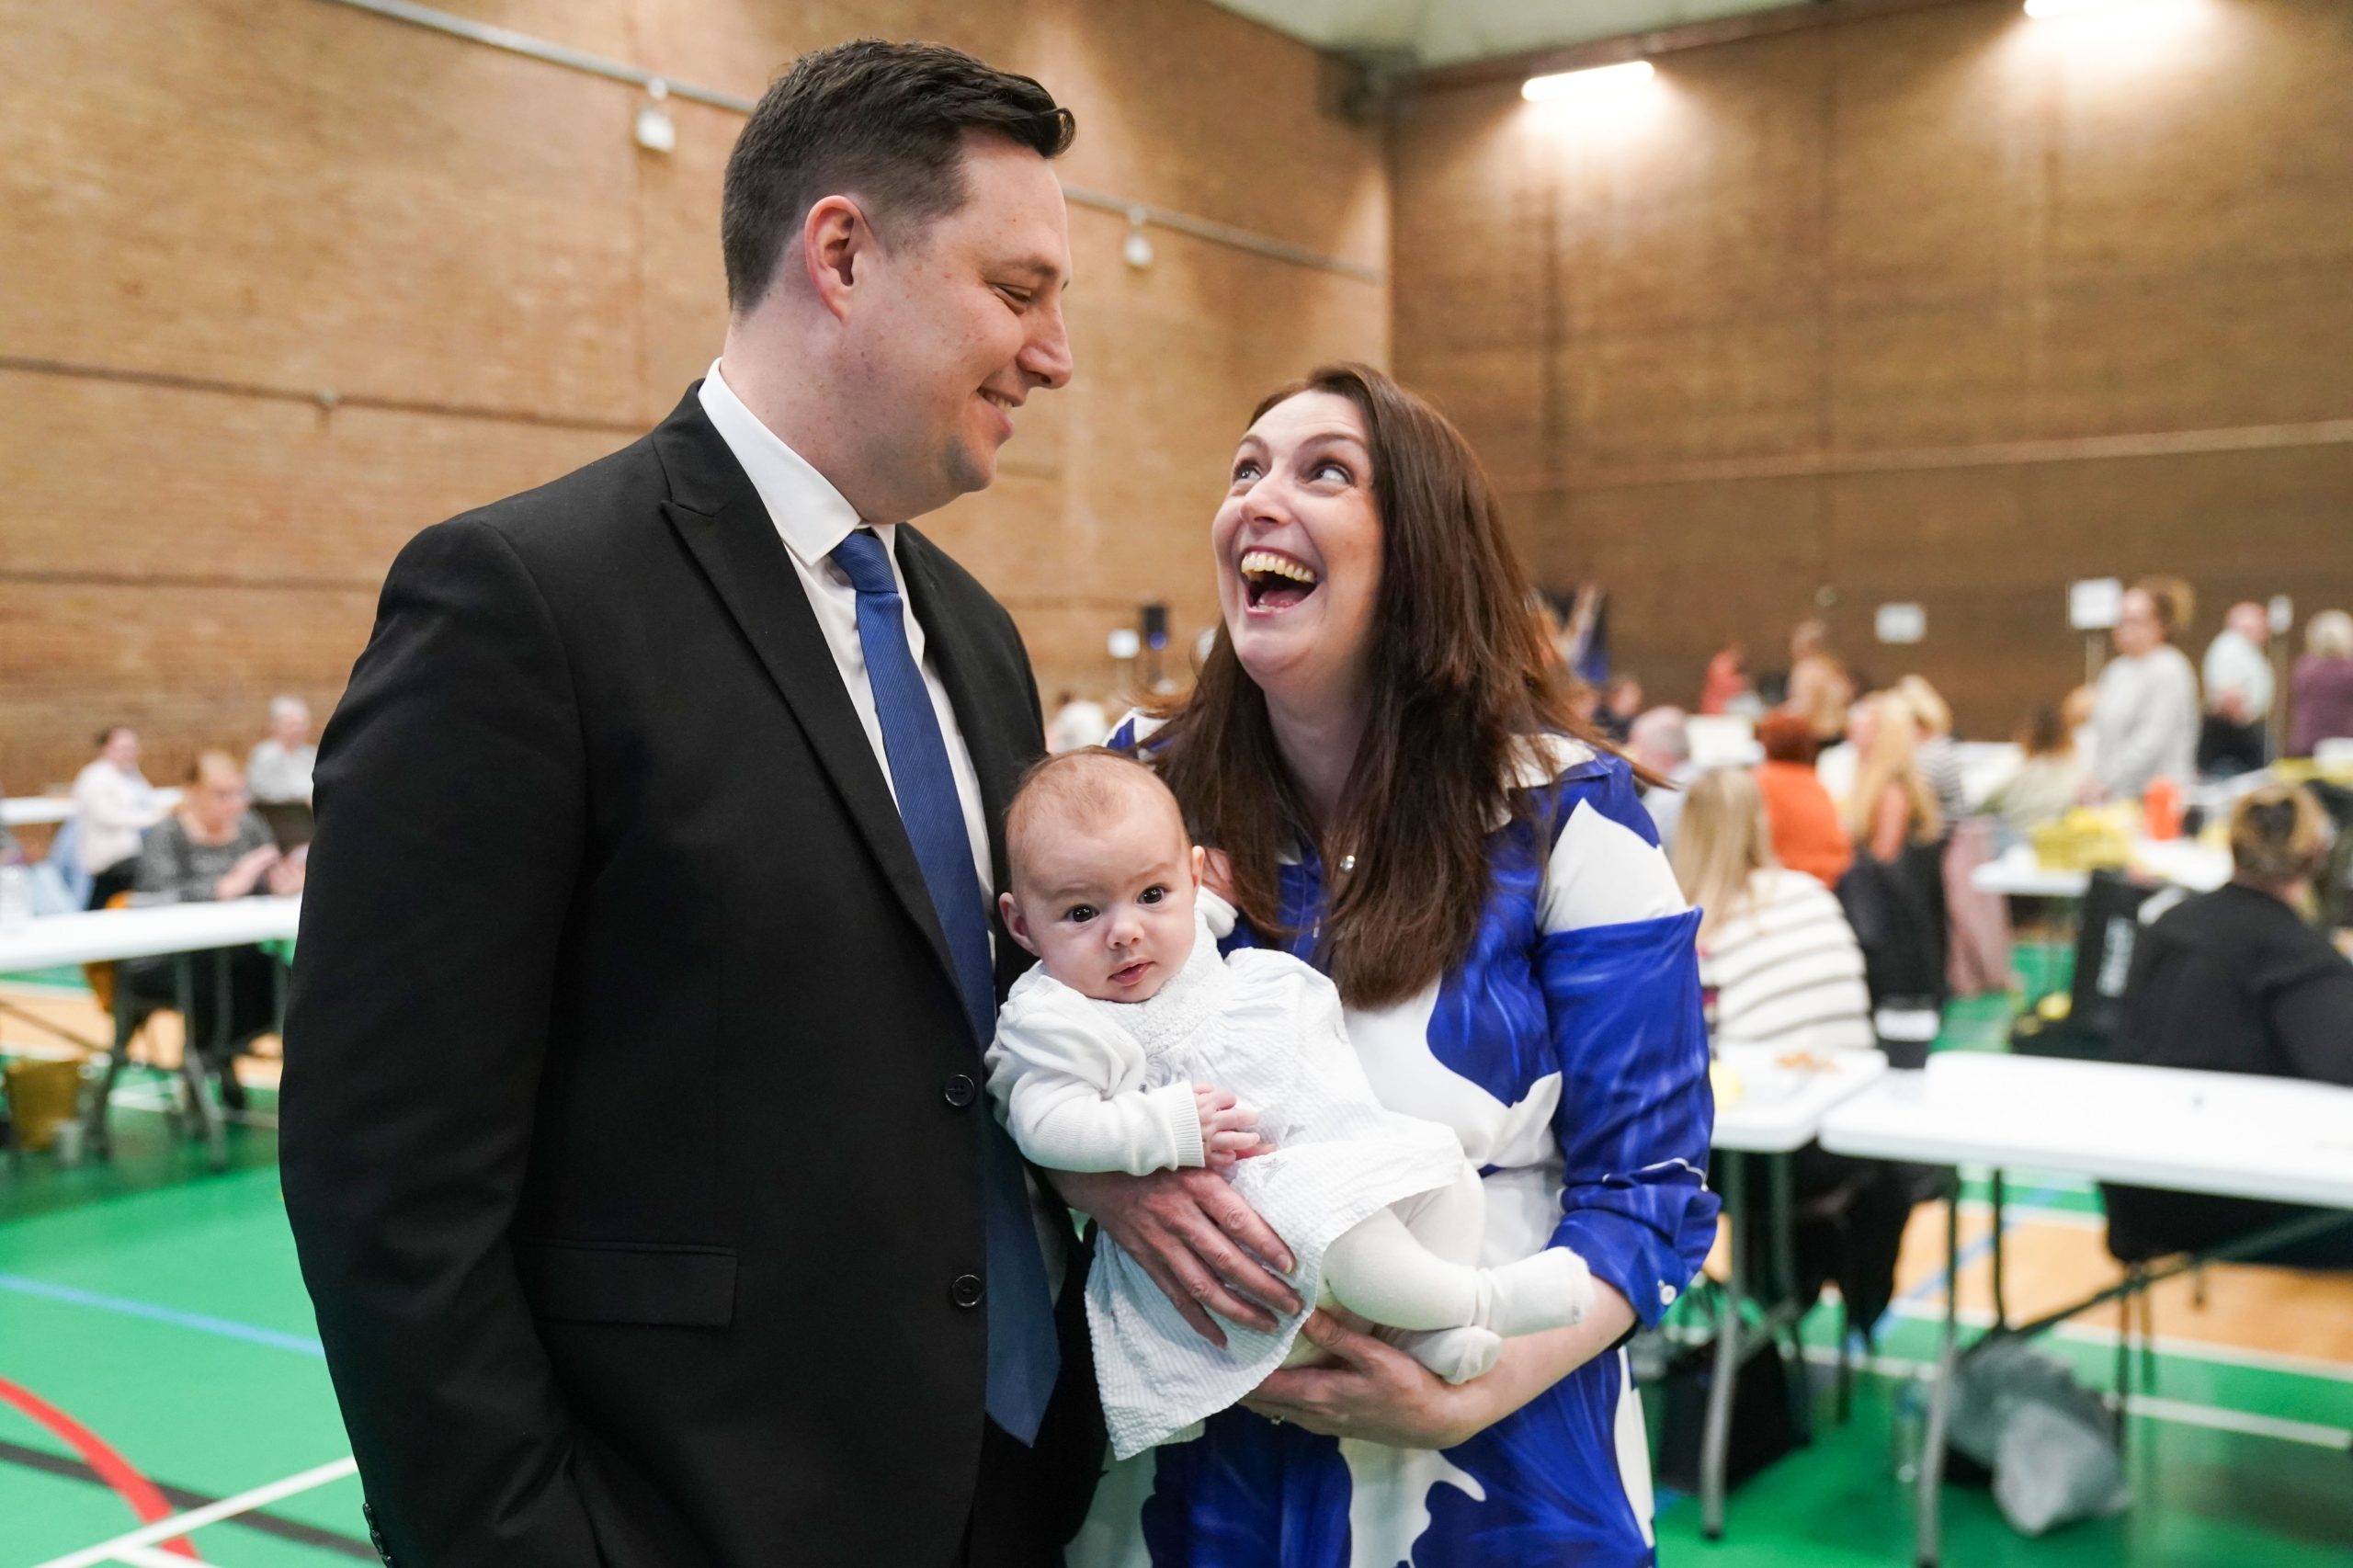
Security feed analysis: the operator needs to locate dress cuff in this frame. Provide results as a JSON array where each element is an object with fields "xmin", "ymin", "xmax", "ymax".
[{"xmin": 1152, "ymin": 1082, "xmax": 1206, "ymax": 1168}]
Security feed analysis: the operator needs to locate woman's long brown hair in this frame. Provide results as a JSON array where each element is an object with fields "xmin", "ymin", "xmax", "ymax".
[{"xmin": 1142, "ymin": 364, "xmax": 1613, "ymax": 1009}]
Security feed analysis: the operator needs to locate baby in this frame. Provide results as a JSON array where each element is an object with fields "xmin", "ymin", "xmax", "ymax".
[{"xmin": 987, "ymin": 750, "xmax": 1592, "ymax": 1459}]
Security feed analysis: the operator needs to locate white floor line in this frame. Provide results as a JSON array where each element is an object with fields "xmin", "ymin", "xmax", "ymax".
[
  {"xmin": 1801, "ymin": 1346, "xmax": 2353, "ymax": 1449},
  {"xmin": 1877, "ymin": 1300, "xmax": 2353, "ymax": 1384},
  {"xmin": 112, "ymin": 1547, "xmax": 226, "ymax": 1568},
  {"xmin": 30, "ymin": 1456, "xmax": 358, "ymax": 1568}
]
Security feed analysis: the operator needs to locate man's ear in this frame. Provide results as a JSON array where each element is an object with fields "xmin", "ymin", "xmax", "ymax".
[
  {"xmin": 801, "ymin": 195, "xmax": 872, "ymax": 321},
  {"xmin": 999, "ymin": 890, "xmax": 1039, "ymax": 956}
]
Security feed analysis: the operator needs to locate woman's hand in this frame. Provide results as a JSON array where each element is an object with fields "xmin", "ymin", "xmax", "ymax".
[
  {"xmin": 1051, "ymin": 1166, "xmax": 1301, "ymax": 1347},
  {"xmin": 1244, "ymin": 1285, "xmax": 1641, "ymax": 1449},
  {"xmin": 1241, "ymin": 1312, "xmax": 1494, "ymax": 1449},
  {"xmin": 214, "ymin": 845, "xmax": 281, "ymax": 901}
]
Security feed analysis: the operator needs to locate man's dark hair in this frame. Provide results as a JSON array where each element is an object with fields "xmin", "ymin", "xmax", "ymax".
[{"xmin": 722, "ymin": 40, "xmax": 1075, "ymax": 310}]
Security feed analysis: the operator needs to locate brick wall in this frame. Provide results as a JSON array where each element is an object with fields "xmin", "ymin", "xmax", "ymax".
[
  {"xmin": 2, "ymin": 0, "xmax": 1389, "ymax": 793},
  {"xmin": 1392, "ymin": 0, "xmax": 2353, "ymax": 735}
]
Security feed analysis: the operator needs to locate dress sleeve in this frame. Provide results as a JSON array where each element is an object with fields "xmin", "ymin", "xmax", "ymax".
[
  {"xmin": 1532, "ymin": 759, "xmax": 1720, "ymax": 1324},
  {"xmin": 987, "ymin": 989, "xmax": 1203, "ymax": 1175}
]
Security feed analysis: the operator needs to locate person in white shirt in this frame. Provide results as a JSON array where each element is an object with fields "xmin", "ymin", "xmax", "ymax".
[
  {"xmin": 71, "ymin": 725, "xmax": 166, "ymax": 909},
  {"xmin": 2092, "ymin": 577, "xmax": 2200, "ymax": 800},
  {"xmin": 1626, "ymin": 704, "xmax": 1698, "ymax": 851},
  {"xmin": 2198, "ymin": 600, "xmax": 2273, "ymax": 777},
  {"xmin": 1046, "ymin": 690, "xmax": 1109, "ymax": 754},
  {"xmin": 1671, "ymin": 767, "xmax": 1874, "ymax": 1053},
  {"xmin": 987, "ymin": 751, "xmax": 1592, "ymax": 1458},
  {"xmin": 246, "ymin": 695, "xmax": 318, "ymax": 804}
]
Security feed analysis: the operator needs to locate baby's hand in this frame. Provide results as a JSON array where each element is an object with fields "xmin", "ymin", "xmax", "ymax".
[{"xmin": 1192, "ymin": 1084, "xmax": 1267, "ymax": 1169}]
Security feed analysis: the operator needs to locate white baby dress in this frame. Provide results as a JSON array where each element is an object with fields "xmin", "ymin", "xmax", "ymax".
[{"xmin": 987, "ymin": 900, "xmax": 1468, "ymax": 1459}]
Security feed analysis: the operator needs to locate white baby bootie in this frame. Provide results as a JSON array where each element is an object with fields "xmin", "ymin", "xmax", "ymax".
[
  {"xmin": 1474, "ymin": 1246, "xmax": 1594, "ymax": 1338},
  {"xmin": 1388, "ymin": 1325, "xmax": 1505, "ymax": 1384}
]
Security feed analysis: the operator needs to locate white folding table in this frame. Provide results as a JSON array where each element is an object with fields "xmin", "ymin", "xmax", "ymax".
[
  {"xmin": 1969, "ymin": 840, "xmax": 2231, "ymax": 900},
  {"xmin": 0, "ymin": 898, "xmax": 302, "ymax": 1171},
  {"xmin": 1696, "ymin": 1046, "xmax": 1888, "ymax": 1538},
  {"xmin": 1819, "ymin": 1053, "xmax": 2353, "ymax": 1566},
  {"xmin": 3, "ymin": 789, "xmax": 182, "ymax": 829}
]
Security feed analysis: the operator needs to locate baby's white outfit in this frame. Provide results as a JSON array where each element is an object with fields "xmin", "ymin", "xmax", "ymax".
[{"xmin": 990, "ymin": 901, "xmax": 1473, "ymax": 1460}]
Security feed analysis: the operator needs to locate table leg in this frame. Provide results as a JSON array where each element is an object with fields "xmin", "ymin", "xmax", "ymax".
[
  {"xmin": 83, "ymin": 967, "xmax": 137, "ymax": 1157},
  {"xmin": 1768, "ymin": 1150, "xmax": 1813, "ymax": 1445},
  {"xmin": 174, "ymin": 954, "xmax": 226, "ymax": 1173},
  {"xmin": 1915, "ymin": 1180, "xmax": 1961, "ymax": 1568},
  {"xmin": 1701, "ymin": 1149, "xmax": 1746, "ymax": 1540},
  {"xmin": 1989, "ymin": 1169, "xmax": 2009, "ymax": 1330}
]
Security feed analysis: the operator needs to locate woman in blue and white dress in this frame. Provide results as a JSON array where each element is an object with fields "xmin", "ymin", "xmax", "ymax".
[{"xmin": 1056, "ymin": 364, "xmax": 1717, "ymax": 1566}]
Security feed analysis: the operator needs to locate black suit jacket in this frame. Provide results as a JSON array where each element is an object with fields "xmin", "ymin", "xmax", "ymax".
[{"xmin": 282, "ymin": 387, "xmax": 1097, "ymax": 1568}]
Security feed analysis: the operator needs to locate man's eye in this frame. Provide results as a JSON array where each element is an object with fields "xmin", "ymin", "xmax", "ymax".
[
  {"xmin": 1064, "ymin": 904, "xmax": 1097, "ymax": 924},
  {"xmin": 997, "ymin": 285, "xmax": 1033, "ymax": 308},
  {"xmin": 1139, "ymin": 886, "xmax": 1166, "ymax": 905}
]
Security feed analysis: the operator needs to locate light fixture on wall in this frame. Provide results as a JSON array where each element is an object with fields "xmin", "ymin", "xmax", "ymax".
[
  {"xmin": 2023, "ymin": 0, "xmax": 2148, "ymax": 17},
  {"xmin": 1122, "ymin": 206, "xmax": 1154, "ymax": 270},
  {"xmin": 1521, "ymin": 60, "xmax": 1654, "ymax": 104},
  {"xmin": 634, "ymin": 78, "xmax": 676, "ymax": 153}
]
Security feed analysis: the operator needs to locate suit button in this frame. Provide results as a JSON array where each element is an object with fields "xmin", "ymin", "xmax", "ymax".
[
  {"xmin": 944, "ymin": 1074, "xmax": 978, "ymax": 1108},
  {"xmin": 363, "ymin": 1501, "xmax": 393, "ymax": 1565},
  {"xmin": 951, "ymin": 1273, "xmax": 985, "ymax": 1309}
]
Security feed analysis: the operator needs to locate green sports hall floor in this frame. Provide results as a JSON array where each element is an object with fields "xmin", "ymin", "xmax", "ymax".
[{"xmin": 2, "ymin": 976, "xmax": 2347, "ymax": 1566}]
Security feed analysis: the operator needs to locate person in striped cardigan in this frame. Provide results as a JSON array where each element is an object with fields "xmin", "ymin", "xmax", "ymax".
[{"xmin": 1671, "ymin": 767, "xmax": 1874, "ymax": 1052}]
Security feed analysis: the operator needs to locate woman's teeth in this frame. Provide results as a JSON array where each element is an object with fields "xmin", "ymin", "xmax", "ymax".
[
  {"xmin": 1240, "ymin": 549, "xmax": 1320, "ymax": 586},
  {"xmin": 1240, "ymin": 551, "xmax": 1322, "ymax": 610}
]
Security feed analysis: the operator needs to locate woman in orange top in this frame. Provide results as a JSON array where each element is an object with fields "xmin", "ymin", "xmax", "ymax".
[{"xmin": 1755, "ymin": 710, "xmax": 1852, "ymax": 886}]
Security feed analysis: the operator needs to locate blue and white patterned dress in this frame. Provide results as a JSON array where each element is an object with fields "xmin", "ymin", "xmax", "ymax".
[{"xmin": 1069, "ymin": 724, "xmax": 1719, "ymax": 1568}]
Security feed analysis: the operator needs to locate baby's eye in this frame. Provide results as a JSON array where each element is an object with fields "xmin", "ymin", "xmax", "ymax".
[
  {"xmin": 1138, "ymin": 885, "xmax": 1166, "ymax": 905},
  {"xmin": 1063, "ymin": 904, "xmax": 1097, "ymax": 925}
]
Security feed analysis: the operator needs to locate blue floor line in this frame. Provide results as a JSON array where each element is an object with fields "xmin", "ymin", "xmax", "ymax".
[
  {"xmin": 0, "ymin": 1271, "xmax": 326, "ymax": 1358},
  {"xmin": 1876, "ymin": 1184, "xmax": 2071, "ymax": 1333}
]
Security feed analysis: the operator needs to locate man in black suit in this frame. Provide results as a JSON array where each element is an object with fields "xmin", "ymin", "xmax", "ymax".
[{"xmin": 282, "ymin": 41, "xmax": 1100, "ymax": 1567}]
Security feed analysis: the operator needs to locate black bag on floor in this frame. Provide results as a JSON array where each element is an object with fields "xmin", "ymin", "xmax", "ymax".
[{"xmin": 1653, "ymin": 1304, "xmax": 1801, "ymax": 1494}]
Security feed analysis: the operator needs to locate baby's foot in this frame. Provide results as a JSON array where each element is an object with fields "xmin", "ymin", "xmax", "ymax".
[
  {"xmin": 1387, "ymin": 1325, "xmax": 1503, "ymax": 1384},
  {"xmin": 1476, "ymin": 1247, "xmax": 1595, "ymax": 1338}
]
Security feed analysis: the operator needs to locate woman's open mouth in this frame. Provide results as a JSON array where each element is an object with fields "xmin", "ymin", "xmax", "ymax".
[{"xmin": 1240, "ymin": 548, "xmax": 1322, "ymax": 614}]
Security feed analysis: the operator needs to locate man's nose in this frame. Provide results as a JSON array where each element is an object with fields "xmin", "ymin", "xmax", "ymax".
[{"xmin": 1021, "ymin": 300, "xmax": 1074, "ymax": 391}]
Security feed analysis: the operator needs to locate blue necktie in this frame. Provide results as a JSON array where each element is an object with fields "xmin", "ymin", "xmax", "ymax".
[{"xmin": 832, "ymin": 527, "xmax": 1059, "ymax": 1444}]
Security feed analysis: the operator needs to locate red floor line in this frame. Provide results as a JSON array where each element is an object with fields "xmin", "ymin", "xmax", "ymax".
[{"xmin": 0, "ymin": 1377, "xmax": 202, "ymax": 1560}]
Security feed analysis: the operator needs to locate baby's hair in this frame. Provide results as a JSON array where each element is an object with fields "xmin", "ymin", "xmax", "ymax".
[{"xmin": 1005, "ymin": 748, "xmax": 1188, "ymax": 889}]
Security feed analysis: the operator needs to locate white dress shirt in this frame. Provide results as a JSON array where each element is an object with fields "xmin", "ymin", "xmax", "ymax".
[
  {"xmin": 702, "ymin": 364, "xmax": 1066, "ymax": 1286},
  {"xmin": 699, "ymin": 361, "xmax": 994, "ymax": 906}
]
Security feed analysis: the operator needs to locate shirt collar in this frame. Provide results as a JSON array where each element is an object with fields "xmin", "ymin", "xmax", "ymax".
[{"xmin": 699, "ymin": 358, "xmax": 893, "ymax": 570}]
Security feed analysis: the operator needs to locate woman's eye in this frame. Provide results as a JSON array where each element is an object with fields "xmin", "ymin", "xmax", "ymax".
[
  {"xmin": 1064, "ymin": 904, "xmax": 1097, "ymax": 924},
  {"xmin": 1312, "ymin": 460, "xmax": 1352, "ymax": 483},
  {"xmin": 1139, "ymin": 886, "xmax": 1165, "ymax": 905},
  {"xmin": 1231, "ymin": 459, "xmax": 1262, "ymax": 483}
]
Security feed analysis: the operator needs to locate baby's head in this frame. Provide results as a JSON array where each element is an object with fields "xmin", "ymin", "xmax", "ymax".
[{"xmin": 1001, "ymin": 749, "xmax": 1203, "ymax": 1003}]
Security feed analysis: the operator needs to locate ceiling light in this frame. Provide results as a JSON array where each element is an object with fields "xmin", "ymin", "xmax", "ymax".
[
  {"xmin": 1522, "ymin": 60, "xmax": 1654, "ymax": 103},
  {"xmin": 2023, "ymin": 0, "xmax": 2145, "ymax": 18}
]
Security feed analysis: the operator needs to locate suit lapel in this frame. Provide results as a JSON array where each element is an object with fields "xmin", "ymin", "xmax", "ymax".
[{"xmin": 654, "ymin": 392, "xmax": 961, "ymax": 994}]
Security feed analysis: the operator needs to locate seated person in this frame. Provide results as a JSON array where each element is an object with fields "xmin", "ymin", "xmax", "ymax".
[
  {"xmin": 124, "ymin": 751, "xmax": 306, "ymax": 1109},
  {"xmin": 1982, "ymin": 703, "xmax": 2086, "ymax": 845},
  {"xmin": 986, "ymin": 751, "xmax": 1591, "ymax": 1459},
  {"xmin": 2102, "ymin": 784, "xmax": 2353, "ymax": 1267},
  {"xmin": 246, "ymin": 695, "xmax": 318, "ymax": 848},
  {"xmin": 1756, "ymin": 710, "xmax": 1852, "ymax": 887},
  {"xmin": 1672, "ymin": 768, "xmax": 1873, "ymax": 1054},
  {"xmin": 74, "ymin": 725, "xmax": 167, "ymax": 909}
]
